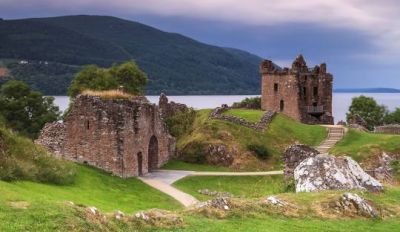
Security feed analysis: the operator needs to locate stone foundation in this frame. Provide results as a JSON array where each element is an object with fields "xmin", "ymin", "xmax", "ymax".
[{"xmin": 209, "ymin": 105, "xmax": 276, "ymax": 132}]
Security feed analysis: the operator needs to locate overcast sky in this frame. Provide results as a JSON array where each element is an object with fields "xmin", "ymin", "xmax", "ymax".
[{"xmin": 1, "ymin": 0, "xmax": 400, "ymax": 88}]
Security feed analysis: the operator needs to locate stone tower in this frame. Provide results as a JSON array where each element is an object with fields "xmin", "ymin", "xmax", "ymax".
[{"xmin": 260, "ymin": 55, "xmax": 333, "ymax": 125}]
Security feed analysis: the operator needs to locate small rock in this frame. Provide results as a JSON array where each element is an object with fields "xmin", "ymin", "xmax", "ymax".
[
  {"xmin": 114, "ymin": 210, "xmax": 124, "ymax": 220},
  {"xmin": 264, "ymin": 196, "xmax": 287, "ymax": 207},
  {"xmin": 86, "ymin": 206, "xmax": 98, "ymax": 215},
  {"xmin": 198, "ymin": 189, "xmax": 232, "ymax": 198},
  {"xmin": 135, "ymin": 211, "xmax": 149, "ymax": 221},
  {"xmin": 337, "ymin": 193, "xmax": 378, "ymax": 218},
  {"xmin": 196, "ymin": 197, "xmax": 231, "ymax": 211}
]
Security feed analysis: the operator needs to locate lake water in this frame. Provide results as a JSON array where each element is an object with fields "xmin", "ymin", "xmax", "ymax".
[{"xmin": 53, "ymin": 93, "xmax": 400, "ymax": 123}]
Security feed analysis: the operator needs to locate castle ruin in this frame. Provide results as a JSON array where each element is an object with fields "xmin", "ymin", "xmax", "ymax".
[
  {"xmin": 36, "ymin": 94, "xmax": 177, "ymax": 177},
  {"xmin": 260, "ymin": 55, "xmax": 334, "ymax": 125}
]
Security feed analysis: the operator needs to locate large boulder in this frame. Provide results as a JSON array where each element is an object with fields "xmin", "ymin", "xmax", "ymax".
[
  {"xmin": 283, "ymin": 144, "xmax": 320, "ymax": 181},
  {"xmin": 294, "ymin": 154, "xmax": 383, "ymax": 192}
]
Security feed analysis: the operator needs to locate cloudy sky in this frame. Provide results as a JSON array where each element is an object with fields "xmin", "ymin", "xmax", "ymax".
[{"xmin": 1, "ymin": 0, "xmax": 400, "ymax": 88}]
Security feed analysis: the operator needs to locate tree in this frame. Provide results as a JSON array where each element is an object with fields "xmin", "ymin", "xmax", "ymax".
[
  {"xmin": 383, "ymin": 108, "xmax": 400, "ymax": 124},
  {"xmin": 346, "ymin": 95, "xmax": 388, "ymax": 130},
  {"xmin": 0, "ymin": 80, "xmax": 60, "ymax": 138},
  {"xmin": 68, "ymin": 61, "xmax": 148, "ymax": 97}
]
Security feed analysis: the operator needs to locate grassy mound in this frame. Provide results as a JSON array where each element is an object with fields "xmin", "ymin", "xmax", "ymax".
[
  {"xmin": 222, "ymin": 109, "xmax": 265, "ymax": 122},
  {"xmin": 330, "ymin": 129, "xmax": 400, "ymax": 162},
  {"xmin": 174, "ymin": 109, "xmax": 327, "ymax": 171},
  {"xmin": 0, "ymin": 125, "xmax": 75, "ymax": 185}
]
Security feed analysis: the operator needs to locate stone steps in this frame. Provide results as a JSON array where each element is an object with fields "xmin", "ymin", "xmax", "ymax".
[{"xmin": 315, "ymin": 126, "xmax": 346, "ymax": 154}]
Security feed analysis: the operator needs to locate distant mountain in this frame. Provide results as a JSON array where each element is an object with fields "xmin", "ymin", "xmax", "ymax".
[
  {"xmin": 0, "ymin": 15, "xmax": 264, "ymax": 95},
  {"xmin": 334, "ymin": 88, "xmax": 400, "ymax": 93}
]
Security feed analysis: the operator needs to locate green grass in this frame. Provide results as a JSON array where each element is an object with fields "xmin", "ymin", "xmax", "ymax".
[
  {"xmin": 176, "ymin": 110, "xmax": 327, "ymax": 171},
  {"xmin": 330, "ymin": 129, "xmax": 400, "ymax": 161},
  {"xmin": 222, "ymin": 109, "xmax": 265, "ymax": 122},
  {"xmin": 0, "ymin": 164, "xmax": 181, "ymax": 214},
  {"xmin": 162, "ymin": 160, "xmax": 230, "ymax": 172},
  {"xmin": 173, "ymin": 175, "xmax": 285, "ymax": 201},
  {"xmin": 155, "ymin": 216, "xmax": 400, "ymax": 232}
]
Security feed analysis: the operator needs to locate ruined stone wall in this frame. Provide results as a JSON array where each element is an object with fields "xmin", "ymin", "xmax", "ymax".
[
  {"xmin": 36, "ymin": 95, "xmax": 175, "ymax": 178},
  {"xmin": 159, "ymin": 93, "xmax": 188, "ymax": 119},
  {"xmin": 374, "ymin": 125, "xmax": 400, "ymax": 135},
  {"xmin": 260, "ymin": 55, "xmax": 333, "ymax": 125},
  {"xmin": 209, "ymin": 105, "xmax": 276, "ymax": 132},
  {"xmin": 261, "ymin": 73, "xmax": 301, "ymax": 121}
]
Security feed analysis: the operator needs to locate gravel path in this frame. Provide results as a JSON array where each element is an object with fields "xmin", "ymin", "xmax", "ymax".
[{"xmin": 140, "ymin": 125, "xmax": 346, "ymax": 207}]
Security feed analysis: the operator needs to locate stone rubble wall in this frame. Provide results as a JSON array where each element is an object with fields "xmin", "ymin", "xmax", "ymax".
[
  {"xmin": 209, "ymin": 105, "xmax": 276, "ymax": 132},
  {"xmin": 374, "ymin": 124, "xmax": 400, "ymax": 135},
  {"xmin": 158, "ymin": 93, "xmax": 189, "ymax": 119},
  {"xmin": 35, "ymin": 122, "xmax": 66, "ymax": 158}
]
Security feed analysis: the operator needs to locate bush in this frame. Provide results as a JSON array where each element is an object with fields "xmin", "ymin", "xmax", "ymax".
[
  {"xmin": 68, "ymin": 61, "xmax": 148, "ymax": 97},
  {"xmin": 0, "ymin": 126, "xmax": 76, "ymax": 185},
  {"xmin": 232, "ymin": 97, "xmax": 261, "ymax": 109},
  {"xmin": 247, "ymin": 144, "xmax": 270, "ymax": 160},
  {"xmin": 0, "ymin": 80, "xmax": 60, "ymax": 138},
  {"xmin": 384, "ymin": 108, "xmax": 400, "ymax": 125},
  {"xmin": 165, "ymin": 109, "xmax": 196, "ymax": 138},
  {"xmin": 391, "ymin": 160, "xmax": 400, "ymax": 180},
  {"xmin": 180, "ymin": 142, "xmax": 207, "ymax": 164},
  {"xmin": 346, "ymin": 95, "xmax": 388, "ymax": 130}
]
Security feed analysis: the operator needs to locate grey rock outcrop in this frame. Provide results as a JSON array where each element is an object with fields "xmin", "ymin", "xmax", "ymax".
[
  {"xmin": 294, "ymin": 154, "xmax": 383, "ymax": 192},
  {"xmin": 283, "ymin": 144, "xmax": 320, "ymax": 181},
  {"xmin": 334, "ymin": 193, "xmax": 378, "ymax": 218}
]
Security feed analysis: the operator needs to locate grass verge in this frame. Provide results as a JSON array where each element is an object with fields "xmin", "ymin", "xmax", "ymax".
[
  {"xmin": 0, "ymin": 164, "xmax": 181, "ymax": 214},
  {"xmin": 330, "ymin": 129, "xmax": 400, "ymax": 161}
]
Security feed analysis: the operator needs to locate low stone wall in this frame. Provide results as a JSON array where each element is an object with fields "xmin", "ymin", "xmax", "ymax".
[
  {"xmin": 374, "ymin": 124, "xmax": 400, "ymax": 135},
  {"xmin": 209, "ymin": 106, "xmax": 276, "ymax": 132}
]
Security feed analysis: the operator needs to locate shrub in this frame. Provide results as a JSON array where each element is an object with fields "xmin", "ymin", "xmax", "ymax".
[
  {"xmin": 247, "ymin": 144, "xmax": 270, "ymax": 160},
  {"xmin": 391, "ymin": 160, "xmax": 400, "ymax": 180},
  {"xmin": 0, "ymin": 126, "xmax": 76, "ymax": 185},
  {"xmin": 0, "ymin": 80, "xmax": 60, "ymax": 138},
  {"xmin": 232, "ymin": 97, "xmax": 261, "ymax": 109},
  {"xmin": 68, "ymin": 61, "xmax": 148, "ymax": 97},
  {"xmin": 180, "ymin": 142, "xmax": 207, "ymax": 164},
  {"xmin": 165, "ymin": 109, "xmax": 196, "ymax": 138},
  {"xmin": 346, "ymin": 95, "xmax": 388, "ymax": 130},
  {"xmin": 384, "ymin": 108, "xmax": 400, "ymax": 125}
]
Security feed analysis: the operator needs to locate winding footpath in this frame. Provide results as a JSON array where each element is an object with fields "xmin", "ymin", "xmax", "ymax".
[{"xmin": 140, "ymin": 125, "xmax": 347, "ymax": 207}]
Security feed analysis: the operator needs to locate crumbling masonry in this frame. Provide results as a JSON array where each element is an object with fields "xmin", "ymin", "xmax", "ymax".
[
  {"xmin": 36, "ymin": 94, "xmax": 176, "ymax": 177},
  {"xmin": 260, "ymin": 55, "xmax": 334, "ymax": 124}
]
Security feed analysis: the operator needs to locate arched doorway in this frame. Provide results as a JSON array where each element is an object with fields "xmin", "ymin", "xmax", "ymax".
[
  {"xmin": 148, "ymin": 136, "xmax": 159, "ymax": 171},
  {"xmin": 137, "ymin": 152, "xmax": 143, "ymax": 176}
]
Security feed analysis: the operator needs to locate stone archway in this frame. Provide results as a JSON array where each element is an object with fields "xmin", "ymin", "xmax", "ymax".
[
  {"xmin": 137, "ymin": 152, "xmax": 143, "ymax": 176},
  {"xmin": 148, "ymin": 136, "xmax": 159, "ymax": 171}
]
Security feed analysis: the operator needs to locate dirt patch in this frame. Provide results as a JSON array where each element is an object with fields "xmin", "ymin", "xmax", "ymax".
[{"xmin": 8, "ymin": 201, "xmax": 30, "ymax": 209}]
